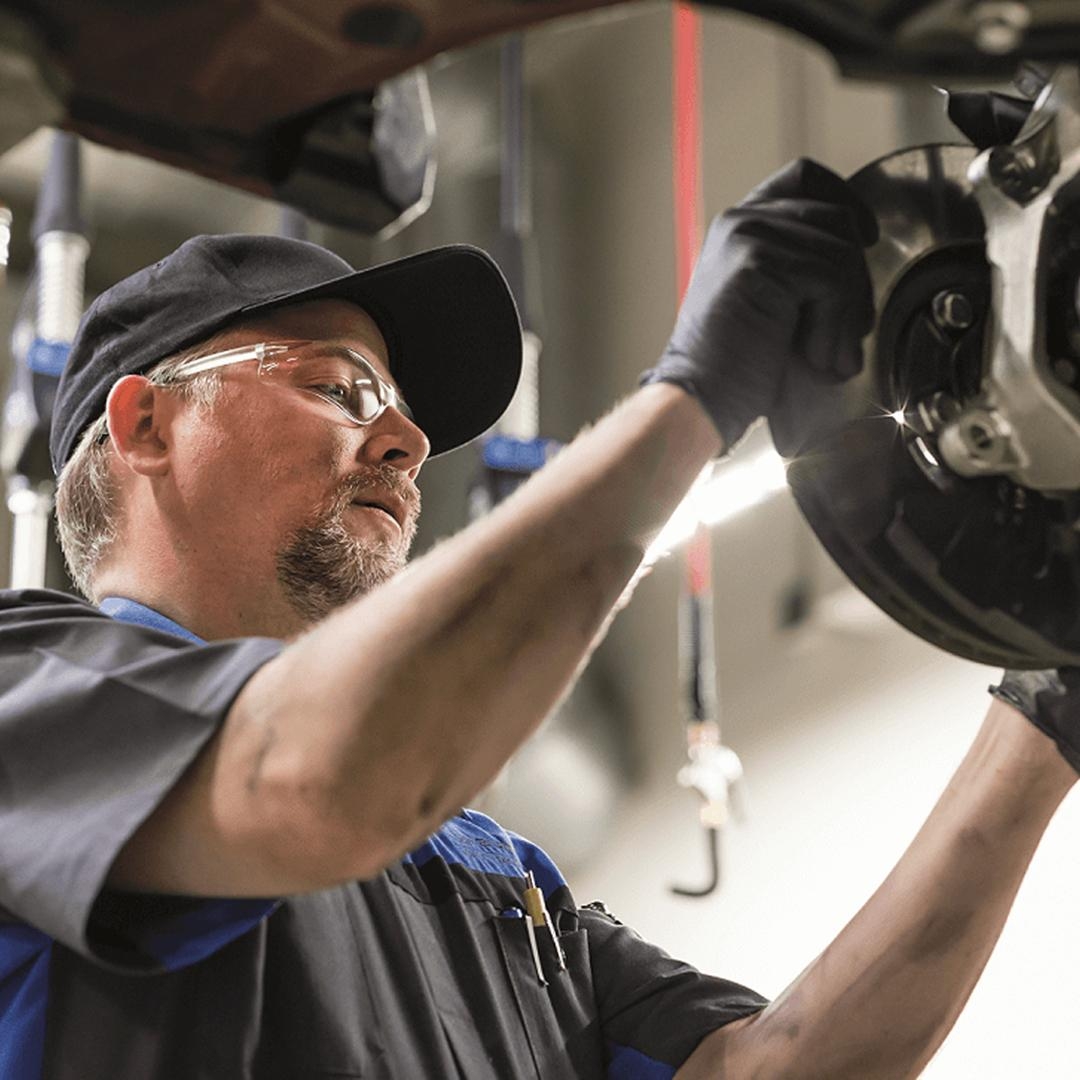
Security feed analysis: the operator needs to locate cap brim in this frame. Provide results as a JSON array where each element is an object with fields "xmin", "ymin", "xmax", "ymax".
[{"xmin": 242, "ymin": 245, "xmax": 522, "ymax": 456}]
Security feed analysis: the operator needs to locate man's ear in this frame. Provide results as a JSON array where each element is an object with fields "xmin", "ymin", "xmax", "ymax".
[{"xmin": 105, "ymin": 375, "xmax": 173, "ymax": 476}]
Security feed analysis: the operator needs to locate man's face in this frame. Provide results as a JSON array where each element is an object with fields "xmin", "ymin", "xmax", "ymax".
[{"xmin": 160, "ymin": 298, "xmax": 429, "ymax": 628}]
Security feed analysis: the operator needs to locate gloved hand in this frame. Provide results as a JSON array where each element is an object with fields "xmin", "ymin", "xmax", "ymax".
[
  {"xmin": 641, "ymin": 157, "xmax": 877, "ymax": 452},
  {"xmin": 989, "ymin": 669, "xmax": 1080, "ymax": 774}
]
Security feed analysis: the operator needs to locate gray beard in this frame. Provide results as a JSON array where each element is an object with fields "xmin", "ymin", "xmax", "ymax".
[{"xmin": 276, "ymin": 470, "xmax": 418, "ymax": 625}]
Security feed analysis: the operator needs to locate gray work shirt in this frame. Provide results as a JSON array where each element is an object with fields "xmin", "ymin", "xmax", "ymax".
[{"xmin": 0, "ymin": 588, "xmax": 766, "ymax": 1078}]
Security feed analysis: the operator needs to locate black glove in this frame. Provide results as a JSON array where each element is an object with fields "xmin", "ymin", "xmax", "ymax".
[
  {"xmin": 641, "ymin": 157, "xmax": 876, "ymax": 452},
  {"xmin": 989, "ymin": 668, "xmax": 1080, "ymax": 774}
]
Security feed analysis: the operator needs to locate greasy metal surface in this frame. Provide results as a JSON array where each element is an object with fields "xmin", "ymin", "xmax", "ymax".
[
  {"xmin": 10, "ymin": 1, "xmax": 1080, "ymax": 221},
  {"xmin": 21, "ymin": 0, "xmax": 1080, "ymax": 125},
  {"xmin": 8, "ymin": 0, "xmax": 632, "ymax": 220},
  {"xmin": 35, "ymin": 0, "xmax": 616, "ymax": 135},
  {"xmin": 770, "ymin": 144, "xmax": 1080, "ymax": 668}
]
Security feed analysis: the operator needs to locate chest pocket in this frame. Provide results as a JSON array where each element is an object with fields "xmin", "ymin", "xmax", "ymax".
[
  {"xmin": 491, "ymin": 913, "xmax": 604, "ymax": 1080},
  {"xmin": 381, "ymin": 857, "xmax": 605, "ymax": 1080}
]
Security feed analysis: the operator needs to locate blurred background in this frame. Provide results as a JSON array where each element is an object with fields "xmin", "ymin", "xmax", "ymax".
[{"xmin": 2, "ymin": 2, "xmax": 1078, "ymax": 1075}]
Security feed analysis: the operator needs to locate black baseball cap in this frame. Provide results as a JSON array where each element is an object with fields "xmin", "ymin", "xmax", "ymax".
[{"xmin": 50, "ymin": 233, "xmax": 523, "ymax": 473}]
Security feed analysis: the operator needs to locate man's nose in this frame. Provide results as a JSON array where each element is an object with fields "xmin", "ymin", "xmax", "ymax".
[{"xmin": 357, "ymin": 406, "xmax": 430, "ymax": 479}]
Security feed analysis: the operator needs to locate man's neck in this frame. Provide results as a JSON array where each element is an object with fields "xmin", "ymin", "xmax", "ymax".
[{"xmin": 92, "ymin": 573, "xmax": 304, "ymax": 641}]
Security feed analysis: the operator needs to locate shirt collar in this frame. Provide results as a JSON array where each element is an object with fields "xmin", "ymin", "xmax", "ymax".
[{"xmin": 98, "ymin": 596, "xmax": 205, "ymax": 645}]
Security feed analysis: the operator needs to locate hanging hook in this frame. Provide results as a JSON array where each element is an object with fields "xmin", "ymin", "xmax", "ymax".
[
  {"xmin": 671, "ymin": 824, "xmax": 721, "ymax": 898},
  {"xmin": 670, "ymin": 726, "xmax": 745, "ymax": 899}
]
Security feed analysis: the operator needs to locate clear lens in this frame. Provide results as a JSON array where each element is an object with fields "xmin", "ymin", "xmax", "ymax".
[{"xmin": 256, "ymin": 343, "xmax": 412, "ymax": 426}]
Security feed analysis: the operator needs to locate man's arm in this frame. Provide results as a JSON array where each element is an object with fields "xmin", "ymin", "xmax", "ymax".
[
  {"xmin": 109, "ymin": 384, "xmax": 719, "ymax": 894},
  {"xmin": 107, "ymin": 159, "xmax": 874, "ymax": 896},
  {"xmin": 677, "ymin": 698, "xmax": 1077, "ymax": 1080}
]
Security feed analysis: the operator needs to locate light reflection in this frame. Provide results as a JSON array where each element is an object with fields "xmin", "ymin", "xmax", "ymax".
[
  {"xmin": 645, "ymin": 448, "xmax": 789, "ymax": 564},
  {"xmin": 914, "ymin": 436, "xmax": 940, "ymax": 468},
  {"xmin": 643, "ymin": 398, "xmax": 910, "ymax": 565}
]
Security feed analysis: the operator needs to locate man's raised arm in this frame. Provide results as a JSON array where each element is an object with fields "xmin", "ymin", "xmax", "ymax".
[{"xmin": 679, "ymin": 677, "xmax": 1079, "ymax": 1079}]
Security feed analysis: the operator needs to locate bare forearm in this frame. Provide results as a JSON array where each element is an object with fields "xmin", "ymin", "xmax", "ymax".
[
  {"xmin": 683, "ymin": 700, "xmax": 1077, "ymax": 1079},
  {"xmin": 242, "ymin": 383, "xmax": 720, "ymax": 872}
]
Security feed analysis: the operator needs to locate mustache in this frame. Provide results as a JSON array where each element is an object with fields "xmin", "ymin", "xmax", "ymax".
[{"xmin": 327, "ymin": 464, "xmax": 421, "ymax": 528}]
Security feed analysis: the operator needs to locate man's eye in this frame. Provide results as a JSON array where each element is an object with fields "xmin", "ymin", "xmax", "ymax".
[{"xmin": 311, "ymin": 383, "xmax": 350, "ymax": 401}]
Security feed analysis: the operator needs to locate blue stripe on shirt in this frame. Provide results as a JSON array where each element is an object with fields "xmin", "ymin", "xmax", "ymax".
[
  {"xmin": 405, "ymin": 811, "xmax": 524, "ymax": 878},
  {"xmin": 507, "ymin": 828, "xmax": 565, "ymax": 897},
  {"xmin": 404, "ymin": 809, "xmax": 569, "ymax": 896},
  {"xmin": 607, "ymin": 1041, "xmax": 677, "ymax": 1079},
  {"xmin": 0, "ymin": 925, "xmax": 51, "ymax": 1080},
  {"xmin": 130, "ymin": 898, "xmax": 278, "ymax": 972}
]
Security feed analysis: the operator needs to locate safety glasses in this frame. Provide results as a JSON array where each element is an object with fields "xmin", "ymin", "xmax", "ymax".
[{"xmin": 173, "ymin": 340, "xmax": 414, "ymax": 428}]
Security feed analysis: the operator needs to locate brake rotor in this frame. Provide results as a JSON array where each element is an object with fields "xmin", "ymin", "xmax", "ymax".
[{"xmin": 769, "ymin": 144, "xmax": 1080, "ymax": 669}]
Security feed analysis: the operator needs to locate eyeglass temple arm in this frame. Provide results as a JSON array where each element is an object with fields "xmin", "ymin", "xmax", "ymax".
[{"xmin": 176, "ymin": 342, "xmax": 289, "ymax": 377}]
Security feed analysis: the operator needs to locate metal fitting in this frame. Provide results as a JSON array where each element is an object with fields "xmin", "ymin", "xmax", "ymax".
[
  {"xmin": 35, "ymin": 230, "xmax": 89, "ymax": 342},
  {"xmin": 938, "ymin": 407, "xmax": 1017, "ymax": 476},
  {"xmin": 983, "ymin": 116, "xmax": 1059, "ymax": 205},
  {"xmin": 915, "ymin": 391, "xmax": 963, "ymax": 433},
  {"xmin": 987, "ymin": 144, "xmax": 1043, "ymax": 202},
  {"xmin": 931, "ymin": 289, "xmax": 975, "ymax": 331}
]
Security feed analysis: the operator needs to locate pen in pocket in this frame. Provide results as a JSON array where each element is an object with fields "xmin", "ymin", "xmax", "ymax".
[{"xmin": 523, "ymin": 871, "xmax": 567, "ymax": 973}]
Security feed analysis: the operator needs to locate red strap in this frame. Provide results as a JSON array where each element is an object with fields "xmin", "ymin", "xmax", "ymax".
[
  {"xmin": 673, "ymin": 1, "xmax": 702, "ymax": 303},
  {"xmin": 674, "ymin": 4, "xmax": 712, "ymax": 594}
]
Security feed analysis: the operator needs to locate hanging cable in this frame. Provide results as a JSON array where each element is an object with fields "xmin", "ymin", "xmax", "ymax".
[
  {"xmin": 669, "ymin": 4, "xmax": 746, "ymax": 899},
  {"xmin": 469, "ymin": 33, "xmax": 558, "ymax": 521}
]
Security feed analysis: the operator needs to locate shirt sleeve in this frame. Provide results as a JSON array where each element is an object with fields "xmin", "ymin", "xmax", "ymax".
[
  {"xmin": 0, "ymin": 590, "xmax": 284, "ymax": 972},
  {"xmin": 580, "ymin": 901, "xmax": 768, "ymax": 1078}
]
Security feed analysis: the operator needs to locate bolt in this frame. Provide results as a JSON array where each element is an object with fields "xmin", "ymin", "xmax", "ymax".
[
  {"xmin": 971, "ymin": 1, "xmax": 1032, "ymax": 55},
  {"xmin": 986, "ymin": 143, "xmax": 1050, "ymax": 202},
  {"xmin": 932, "ymin": 290, "xmax": 975, "ymax": 332},
  {"xmin": 916, "ymin": 391, "xmax": 962, "ymax": 432},
  {"xmin": 938, "ymin": 407, "xmax": 1013, "ymax": 475}
]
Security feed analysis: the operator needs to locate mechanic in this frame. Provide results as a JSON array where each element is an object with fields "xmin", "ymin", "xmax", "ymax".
[{"xmin": 1, "ymin": 157, "xmax": 1077, "ymax": 1079}]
